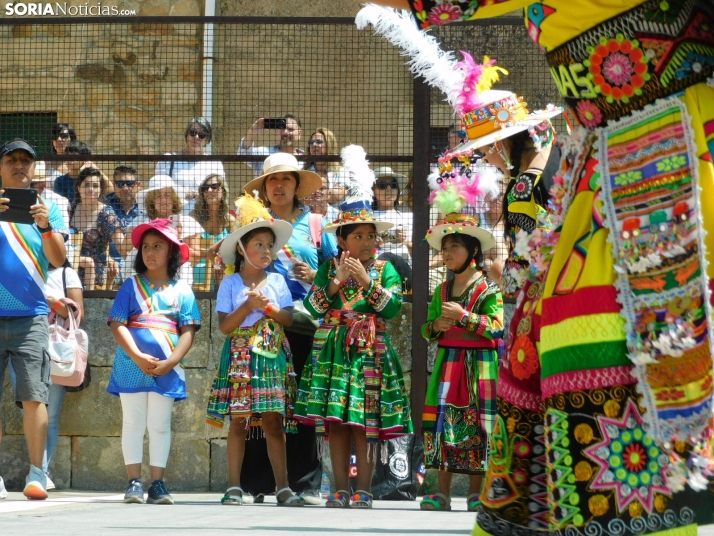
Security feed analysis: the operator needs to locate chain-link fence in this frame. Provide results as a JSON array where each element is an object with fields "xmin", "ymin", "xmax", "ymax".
[{"xmin": 1, "ymin": 16, "xmax": 563, "ymax": 299}]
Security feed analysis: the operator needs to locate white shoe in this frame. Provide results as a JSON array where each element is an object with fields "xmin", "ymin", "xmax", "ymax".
[
  {"xmin": 45, "ymin": 475, "xmax": 56, "ymax": 491},
  {"xmin": 0, "ymin": 477, "xmax": 8, "ymax": 499}
]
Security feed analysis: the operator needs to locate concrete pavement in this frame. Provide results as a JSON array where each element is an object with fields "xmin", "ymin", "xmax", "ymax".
[{"xmin": 0, "ymin": 491, "xmax": 477, "ymax": 535}]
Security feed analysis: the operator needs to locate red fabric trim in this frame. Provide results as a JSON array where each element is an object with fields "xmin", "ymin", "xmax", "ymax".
[
  {"xmin": 541, "ymin": 285, "xmax": 620, "ymax": 327},
  {"xmin": 438, "ymin": 326, "xmax": 497, "ymax": 348}
]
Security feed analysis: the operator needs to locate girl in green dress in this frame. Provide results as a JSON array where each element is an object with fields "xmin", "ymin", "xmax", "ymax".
[{"xmin": 294, "ymin": 145, "xmax": 413, "ymax": 509}]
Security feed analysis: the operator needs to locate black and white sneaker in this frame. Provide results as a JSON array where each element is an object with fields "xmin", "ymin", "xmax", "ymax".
[
  {"xmin": 123, "ymin": 478, "xmax": 144, "ymax": 504},
  {"xmin": 147, "ymin": 480, "xmax": 174, "ymax": 505}
]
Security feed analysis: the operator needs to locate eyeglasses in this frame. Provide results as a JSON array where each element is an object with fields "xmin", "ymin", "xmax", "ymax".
[
  {"xmin": 188, "ymin": 129, "xmax": 208, "ymax": 140},
  {"xmin": 308, "ymin": 139, "xmax": 325, "ymax": 146},
  {"xmin": 200, "ymin": 183, "xmax": 222, "ymax": 192},
  {"xmin": 57, "ymin": 132, "xmax": 70, "ymax": 140},
  {"xmin": 114, "ymin": 180, "xmax": 137, "ymax": 188},
  {"xmin": 375, "ymin": 181, "xmax": 398, "ymax": 190}
]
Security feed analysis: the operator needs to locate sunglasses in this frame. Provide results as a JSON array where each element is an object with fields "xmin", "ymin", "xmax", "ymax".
[
  {"xmin": 375, "ymin": 181, "xmax": 398, "ymax": 190},
  {"xmin": 308, "ymin": 139, "xmax": 325, "ymax": 146},
  {"xmin": 200, "ymin": 183, "xmax": 221, "ymax": 192},
  {"xmin": 188, "ymin": 129, "xmax": 208, "ymax": 140},
  {"xmin": 114, "ymin": 180, "xmax": 137, "ymax": 188},
  {"xmin": 57, "ymin": 132, "xmax": 70, "ymax": 140}
]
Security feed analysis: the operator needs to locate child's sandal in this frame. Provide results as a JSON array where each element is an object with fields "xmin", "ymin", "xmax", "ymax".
[
  {"xmin": 276, "ymin": 487, "xmax": 305, "ymax": 507},
  {"xmin": 466, "ymin": 493, "xmax": 481, "ymax": 512},
  {"xmin": 221, "ymin": 486, "xmax": 245, "ymax": 505},
  {"xmin": 350, "ymin": 490, "xmax": 373, "ymax": 509},
  {"xmin": 419, "ymin": 492, "xmax": 451, "ymax": 511},
  {"xmin": 325, "ymin": 490, "xmax": 350, "ymax": 508}
]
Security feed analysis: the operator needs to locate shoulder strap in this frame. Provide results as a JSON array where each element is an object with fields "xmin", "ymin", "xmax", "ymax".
[
  {"xmin": 308, "ymin": 213, "xmax": 322, "ymax": 250},
  {"xmin": 62, "ymin": 267, "xmax": 67, "ymax": 295},
  {"xmin": 168, "ymin": 161, "xmax": 174, "ymax": 178}
]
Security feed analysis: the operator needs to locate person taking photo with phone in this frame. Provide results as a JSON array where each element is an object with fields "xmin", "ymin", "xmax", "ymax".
[
  {"xmin": 238, "ymin": 114, "xmax": 305, "ymax": 177},
  {"xmin": 0, "ymin": 139, "xmax": 67, "ymax": 500}
]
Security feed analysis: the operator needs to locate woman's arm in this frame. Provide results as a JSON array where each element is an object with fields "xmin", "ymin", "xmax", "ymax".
[{"xmin": 184, "ymin": 232, "xmax": 202, "ymax": 265}]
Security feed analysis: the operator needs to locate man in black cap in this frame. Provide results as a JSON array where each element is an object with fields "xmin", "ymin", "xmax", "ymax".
[{"xmin": 0, "ymin": 139, "xmax": 67, "ymax": 500}]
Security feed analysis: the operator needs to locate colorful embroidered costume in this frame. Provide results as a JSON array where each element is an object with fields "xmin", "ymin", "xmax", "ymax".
[
  {"xmin": 422, "ymin": 274, "xmax": 503, "ymax": 474},
  {"xmin": 206, "ymin": 273, "xmax": 297, "ymax": 431},
  {"xmin": 403, "ymin": 0, "xmax": 714, "ymax": 534},
  {"xmin": 295, "ymin": 260, "xmax": 413, "ymax": 441},
  {"xmin": 107, "ymin": 274, "xmax": 201, "ymax": 400}
]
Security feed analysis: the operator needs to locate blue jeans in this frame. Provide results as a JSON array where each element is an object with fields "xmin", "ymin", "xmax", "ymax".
[{"xmin": 8, "ymin": 365, "xmax": 67, "ymax": 473}]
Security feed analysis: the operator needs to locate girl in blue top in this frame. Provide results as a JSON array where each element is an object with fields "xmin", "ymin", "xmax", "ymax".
[{"xmin": 108, "ymin": 219, "xmax": 201, "ymax": 506}]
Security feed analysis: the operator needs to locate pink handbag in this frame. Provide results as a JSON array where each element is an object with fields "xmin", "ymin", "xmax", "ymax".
[{"xmin": 48, "ymin": 298, "xmax": 88, "ymax": 387}]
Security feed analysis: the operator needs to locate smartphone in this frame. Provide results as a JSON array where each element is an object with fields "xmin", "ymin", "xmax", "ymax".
[
  {"xmin": 0, "ymin": 187, "xmax": 38, "ymax": 225},
  {"xmin": 263, "ymin": 117, "xmax": 287, "ymax": 130}
]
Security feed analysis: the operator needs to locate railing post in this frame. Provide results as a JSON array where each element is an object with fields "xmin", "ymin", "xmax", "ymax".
[{"xmin": 410, "ymin": 76, "xmax": 431, "ymax": 432}]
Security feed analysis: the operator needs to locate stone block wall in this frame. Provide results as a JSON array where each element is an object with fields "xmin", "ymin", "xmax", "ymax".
[{"xmin": 0, "ymin": 299, "xmax": 414, "ymax": 492}]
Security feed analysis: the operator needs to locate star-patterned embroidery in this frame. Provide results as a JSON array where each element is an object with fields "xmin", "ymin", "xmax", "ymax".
[{"xmin": 583, "ymin": 399, "xmax": 671, "ymax": 514}]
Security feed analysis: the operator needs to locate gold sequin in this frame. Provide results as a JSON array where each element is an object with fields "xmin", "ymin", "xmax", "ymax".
[
  {"xmin": 654, "ymin": 495, "xmax": 667, "ymax": 513},
  {"xmin": 574, "ymin": 461, "xmax": 593, "ymax": 481},
  {"xmin": 574, "ymin": 423, "xmax": 594, "ymax": 444},
  {"xmin": 507, "ymin": 417, "xmax": 516, "ymax": 434},
  {"xmin": 604, "ymin": 400, "xmax": 621, "ymax": 418},
  {"xmin": 589, "ymin": 494, "xmax": 609, "ymax": 516},
  {"xmin": 628, "ymin": 500, "xmax": 644, "ymax": 518}
]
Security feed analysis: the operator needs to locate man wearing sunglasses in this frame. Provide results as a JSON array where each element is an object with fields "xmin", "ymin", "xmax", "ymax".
[
  {"xmin": 238, "ymin": 113, "xmax": 305, "ymax": 176},
  {"xmin": 105, "ymin": 165, "xmax": 144, "ymax": 287}
]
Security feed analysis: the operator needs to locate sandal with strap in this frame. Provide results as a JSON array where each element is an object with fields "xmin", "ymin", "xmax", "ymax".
[
  {"xmin": 276, "ymin": 487, "xmax": 305, "ymax": 507},
  {"xmin": 325, "ymin": 490, "xmax": 350, "ymax": 508},
  {"xmin": 350, "ymin": 490, "xmax": 373, "ymax": 509},
  {"xmin": 420, "ymin": 492, "xmax": 451, "ymax": 511},
  {"xmin": 221, "ymin": 486, "xmax": 245, "ymax": 505},
  {"xmin": 466, "ymin": 493, "xmax": 481, "ymax": 512}
]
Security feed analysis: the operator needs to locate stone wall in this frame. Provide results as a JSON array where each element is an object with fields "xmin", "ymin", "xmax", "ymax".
[{"xmin": 0, "ymin": 299, "xmax": 414, "ymax": 491}]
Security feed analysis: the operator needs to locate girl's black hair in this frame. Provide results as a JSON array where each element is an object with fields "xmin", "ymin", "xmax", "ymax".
[
  {"xmin": 234, "ymin": 227, "xmax": 276, "ymax": 269},
  {"xmin": 49, "ymin": 257, "xmax": 74, "ymax": 271},
  {"xmin": 442, "ymin": 233, "xmax": 484, "ymax": 274},
  {"xmin": 335, "ymin": 222, "xmax": 377, "ymax": 257},
  {"xmin": 133, "ymin": 229, "xmax": 183, "ymax": 279}
]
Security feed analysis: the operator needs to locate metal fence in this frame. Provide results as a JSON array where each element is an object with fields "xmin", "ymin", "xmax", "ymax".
[{"xmin": 1, "ymin": 15, "xmax": 562, "ymax": 419}]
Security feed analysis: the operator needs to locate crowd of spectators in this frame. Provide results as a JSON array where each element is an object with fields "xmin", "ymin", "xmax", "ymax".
[{"xmin": 26, "ymin": 115, "xmax": 503, "ymax": 294}]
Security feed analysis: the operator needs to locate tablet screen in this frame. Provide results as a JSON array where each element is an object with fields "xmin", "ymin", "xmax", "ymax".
[{"xmin": 0, "ymin": 188, "xmax": 38, "ymax": 225}]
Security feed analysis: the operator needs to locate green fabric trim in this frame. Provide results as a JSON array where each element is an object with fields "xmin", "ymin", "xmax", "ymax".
[{"xmin": 541, "ymin": 339, "xmax": 630, "ymax": 377}]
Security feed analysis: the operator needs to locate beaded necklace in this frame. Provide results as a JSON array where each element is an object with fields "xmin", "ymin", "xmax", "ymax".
[{"xmin": 268, "ymin": 206, "xmax": 307, "ymax": 225}]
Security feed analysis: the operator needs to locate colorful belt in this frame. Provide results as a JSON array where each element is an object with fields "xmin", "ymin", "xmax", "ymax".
[
  {"xmin": 128, "ymin": 314, "xmax": 179, "ymax": 334},
  {"xmin": 321, "ymin": 309, "xmax": 386, "ymax": 331},
  {"xmin": 438, "ymin": 326, "xmax": 497, "ymax": 349},
  {"xmin": 546, "ymin": 0, "xmax": 714, "ymax": 129}
]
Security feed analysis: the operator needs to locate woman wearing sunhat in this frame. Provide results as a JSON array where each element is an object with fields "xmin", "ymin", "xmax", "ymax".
[
  {"xmin": 206, "ymin": 194, "xmax": 305, "ymax": 507},
  {"xmin": 122, "ymin": 175, "xmax": 202, "ymax": 286},
  {"xmin": 420, "ymin": 168, "xmax": 504, "ymax": 513}
]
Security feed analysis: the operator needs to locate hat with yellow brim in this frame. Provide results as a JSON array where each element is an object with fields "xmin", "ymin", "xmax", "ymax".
[
  {"xmin": 426, "ymin": 213, "xmax": 496, "ymax": 252},
  {"xmin": 243, "ymin": 152, "xmax": 322, "ymax": 201}
]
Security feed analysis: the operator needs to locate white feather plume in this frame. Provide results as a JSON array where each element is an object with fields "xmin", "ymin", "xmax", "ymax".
[
  {"xmin": 340, "ymin": 144, "xmax": 375, "ymax": 201},
  {"xmin": 427, "ymin": 170, "xmax": 441, "ymax": 192},
  {"xmin": 471, "ymin": 162, "xmax": 503, "ymax": 201},
  {"xmin": 356, "ymin": 4, "xmax": 463, "ymax": 107}
]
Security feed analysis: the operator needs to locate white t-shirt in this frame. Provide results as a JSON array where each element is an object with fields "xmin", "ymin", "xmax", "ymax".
[
  {"xmin": 373, "ymin": 209, "xmax": 413, "ymax": 266},
  {"xmin": 154, "ymin": 156, "xmax": 225, "ymax": 215},
  {"xmin": 216, "ymin": 272, "xmax": 293, "ymax": 327},
  {"xmin": 121, "ymin": 214, "xmax": 202, "ymax": 286},
  {"xmin": 42, "ymin": 190, "xmax": 70, "ymax": 229},
  {"xmin": 45, "ymin": 266, "xmax": 83, "ymax": 301}
]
